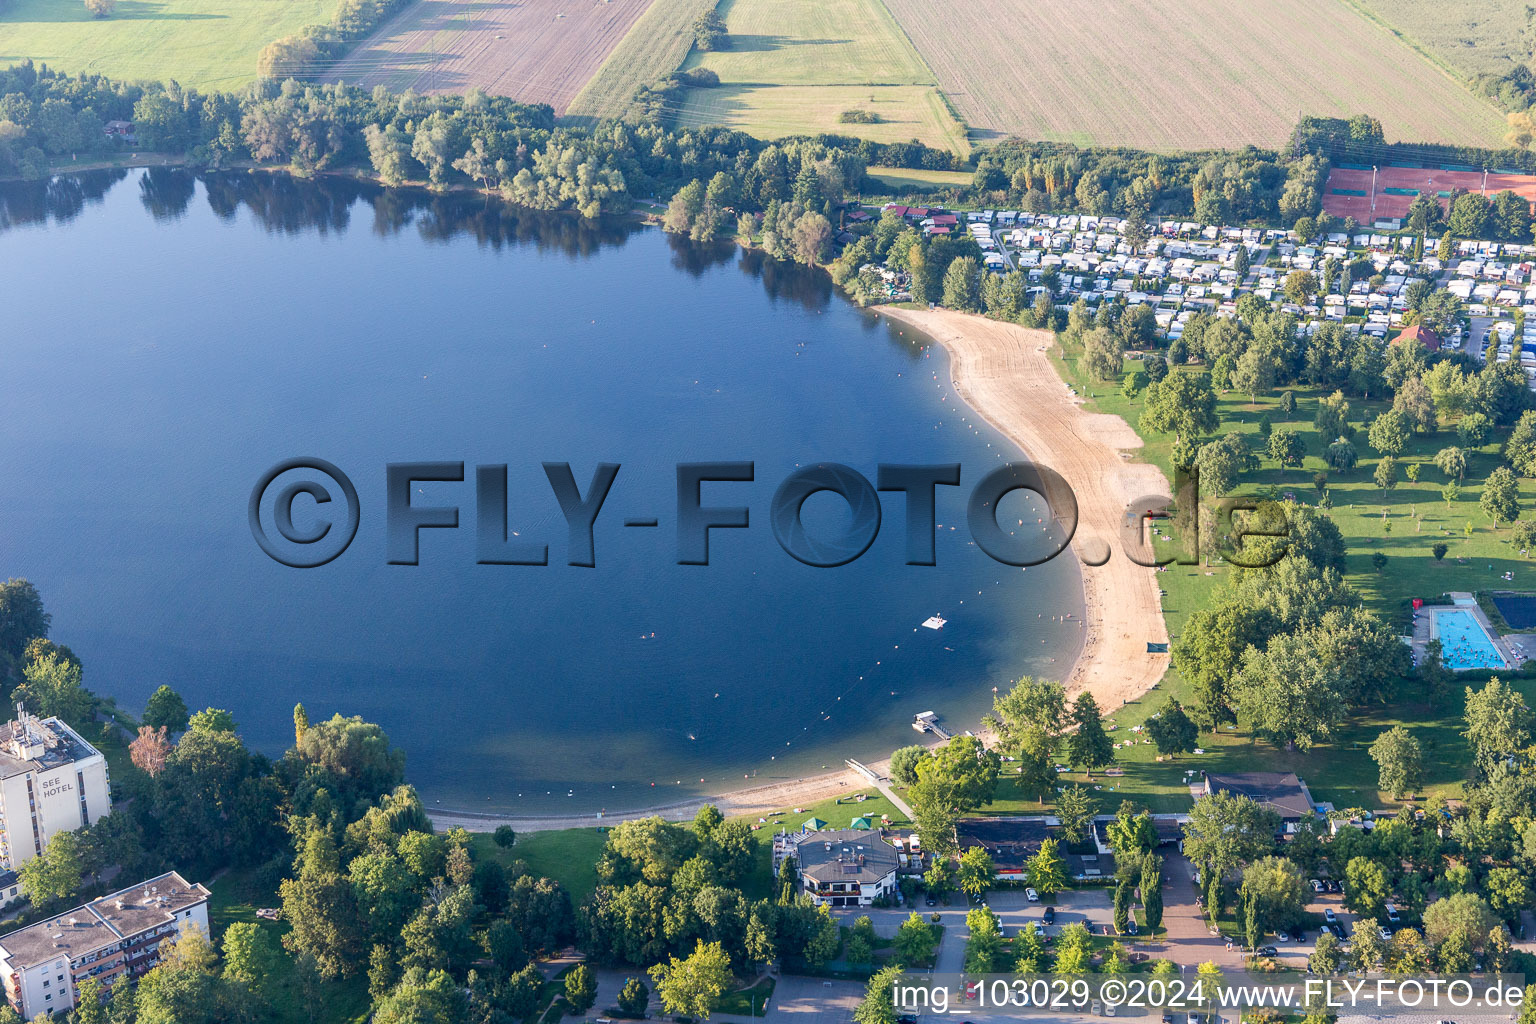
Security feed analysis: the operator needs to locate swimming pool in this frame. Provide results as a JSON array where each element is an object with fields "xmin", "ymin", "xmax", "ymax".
[{"xmin": 1433, "ymin": 609, "xmax": 1508, "ymax": 670}]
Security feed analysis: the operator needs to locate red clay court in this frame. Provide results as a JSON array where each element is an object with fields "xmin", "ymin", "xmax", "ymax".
[{"xmin": 1322, "ymin": 164, "xmax": 1536, "ymax": 222}]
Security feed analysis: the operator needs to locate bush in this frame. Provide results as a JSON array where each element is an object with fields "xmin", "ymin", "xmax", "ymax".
[
  {"xmin": 83, "ymin": 0, "xmax": 115, "ymax": 17},
  {"xmin": 680, "ymin": 67, "xmax": 720, "ymax": 87},
  {"xmin": 838, "ymin": 109, "xmax": 880, "ymax": 124}
]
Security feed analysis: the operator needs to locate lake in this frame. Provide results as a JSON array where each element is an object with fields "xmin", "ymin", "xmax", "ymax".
[{"xmin": 0, "ymin": 169, "xmax": 1084, "ymax": 813}]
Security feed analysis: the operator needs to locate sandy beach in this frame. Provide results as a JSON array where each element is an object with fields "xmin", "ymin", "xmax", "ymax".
[
  {"xmin": 430, "ymin": 308, "xmax": 1170, "ymax": 834},
  {"xmin": 877, "ymin": 308, "xmax": 1171, "ymax": 710}
]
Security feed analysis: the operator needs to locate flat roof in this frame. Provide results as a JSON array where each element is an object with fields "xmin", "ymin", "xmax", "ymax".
[
  {"xmin": 0, "ymin": 872, "xmax": 208, "ymax": 971},
  {"xmin": 0, "ymin": 717, "xmax": 102, "ymax": 781}
]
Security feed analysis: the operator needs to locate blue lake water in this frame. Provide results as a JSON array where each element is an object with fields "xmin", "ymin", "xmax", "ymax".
[{"xmin": 0, "ymin": 170, "xmax": 1084, "ymax": 812}]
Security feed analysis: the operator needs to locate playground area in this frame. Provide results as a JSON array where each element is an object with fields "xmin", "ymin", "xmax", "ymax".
[{"xmin": 1321, "ymin": 164, "xmax": 1536, "ymax": 221}]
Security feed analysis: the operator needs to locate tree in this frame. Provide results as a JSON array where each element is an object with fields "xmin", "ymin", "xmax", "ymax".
[
  {"xmin": 649, "ymin": 941, "xmax": 731, "ymax": 1018},
  {"xmin": 693, "ymin": 10, "xmax": 728, "ymax": 49},
  {"xmin": 908, "ymin": 735, "xmax": 1000, "ymax": 856},
  {"xmin": 1146, "ymin": 698, "xmax": 1198, "ymax": 758},
  {"xmin": 1284, "ymin": 270, "xmax": 1319, "ymax": 305},
  {"xmin": 1422, "ymin": 892, "xmax": 1498, "ymax": 950},
  {"xmin": 188, "ymin": 707, "xmax": 236, "ymax": 734},
  {"xmin": 1310, "ymin": 931, "xmax": 1341, "ymax": 975},
  {"xmin": 493, "ymin": 824, "xmax": 516, "ymax": 849},
  {"xmin": 1066, "ymin": 693, "xmax": 1113, "ymax": 773},
  {"xmin": 1481, "ymin": 465, "xmax": 1520, "ymax": 527},
  {"xmin": 791, "ymin": 212, "xmax": 832, "ymax": 266},
  {"xmin": 565, "ymin": 964, "xmax": 597, "ymax": 1014},
  {"xmin": 893, "ymin": 912, "xmax": 937, "ymax": 966},
  {"xmin": 889, "ymin": 745, "xmax": 926, "ymax": 787},
  {"xmin": 1343, "ymin": 857, "xmax": 1389, "ymax": 919},
  {"xmin": 1141, "ymin": 853, "xmax": 1163, "ymax": 932},
  {"xmin": 1435, "ymin": 446, "xmax": 1468, "ymax": 483},
  {"xmin": 1267, "ymin": 429, "xmax": 1305, "ymax": 468},
  {"xmin": 1054, "ymin": 785, "xmax": 1095, "ymax": 844},
  {"xmin": 1369, "ymin": 726, "xmax": 1423, "ymax": 798},
  {"xmin": 11, "ymin": 650, "xmax": 90, "ymax": 722},
  {"xmin": 1240, "ymin": 856, "xmax": 1306, "ymax": 931},
  {"xmin": 1140, "ymin": 371, "xmax": 1219, "ymax": 445},
  {"xmin": 1234, "ymin": 344, "xmax": 1277, "ymax": 405},
  {"xmin": 1182, "ymin": 791, "xmax": 1278, "ymax": 887},
  {"xmin": 1462, "ymin": 681, "xmax": 1536, "ymax": 776},
  {"xmin": 854, "ymin": 966, "xmax": 904, "ymax": 1024},
  {"xmin": 1367, "ymin": 409, "xmax": 1409, "ymax": 457},
  {"xmin": 19, "ymin": 828, "xmax": 82, "ymax": 905},
  {"xmin": 1107, "ymin": 807, "xmax": 1158, "ymax": 858},
  {"xmin": 222, "ymin": 921, "xmax": 281, "ymax": 1001},
  {"xmin": 958, "ymin": 845, "xmax": 995, "ymax": 898},
  {"xmin": 1026, "ymin": 837, "xmax": 1067, "ymax": 895},
  {"xmin": 942, "ymin": 256, "xmax": 981, "ymax": 312},
  {"xmin": 1315, "ymin": 391, "xmax": 1351, "ymax": 440},
  {"xmin": 131, "ymin": 724, "xmax": 172, "ymax": 777},
  {"xmin": 1374, "ymin": 455, "xmax": 1398, "ymax": 493},
  {"xmin": 1460, "ymin": 412, "xmax": 1493, "ymax": 448},
  {"xmin": 1349, "ymin": 918, "xmax": 1385, "ymax": 971},
  {"xmin": 1325, "ymin": 437, "xmax": 1358, "ymax": 473},
  {"xmin": 1232, "ymin": 631, "xmax": 1348, "ymax": 750},
  {"xmin": 618, "ymin": 978, "xmax": 649, "ymax": 1017},
  {"xmin": 142, "ymin": 685, "xmax": 189, "ymax": 734},
  {"xmin": 1081, "ymin": 327, "xmax": 1125, "ymax": 382},
  {"xmin": 1195, "ymin": 433, "xmax": 1256, "ymax": 497}
]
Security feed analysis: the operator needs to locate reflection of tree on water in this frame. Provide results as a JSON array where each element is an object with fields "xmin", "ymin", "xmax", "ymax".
[
  {"xmin": 0, "ymin": 169, "xmax": 127, "ymax": 229},
  {"xmin": 139, "ymin": 167, "xmax": 197, "ymax": 223},
  {"xmin": 736, "ymin": 247, "xmax": 833, "ymax": 311},
  {"xmin": 0, "ymin": 171, "xmax": 642, "ymax": 258}
]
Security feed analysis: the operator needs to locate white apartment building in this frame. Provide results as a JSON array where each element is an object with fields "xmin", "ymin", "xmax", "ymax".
[
  {"xmin": 0, "ymin": 871, "xmax": 209, "ymax": 1018},
  {"xmin": 0, "ymin": 705, "xmax": 112, "ymax": 870}
]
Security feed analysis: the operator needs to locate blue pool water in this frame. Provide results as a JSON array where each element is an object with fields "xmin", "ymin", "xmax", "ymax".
[{"xmin": 1436, "ymin": 609, "xmax": 1506, "ymax": 670}]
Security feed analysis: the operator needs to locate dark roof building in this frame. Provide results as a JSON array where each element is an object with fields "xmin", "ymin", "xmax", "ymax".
[
  {"xmin": 955, "ymin": 818, "xmax": 1115, "ymax": 880},
  {"xmin": 791, "ymin": 829, "xmax": 901, "ymax": 907},
  {"xmin": 1201, "ymin": 771, "xmax": 1315, "ymax": 820}
]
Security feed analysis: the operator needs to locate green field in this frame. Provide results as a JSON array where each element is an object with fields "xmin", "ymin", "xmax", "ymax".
[
  {"xmin": 675, "ymin": 0, "xmax": 969, "ymax": 154},
  {"xmin": 0, "ymin": 0, "xmax": 331, "ymax": 90},
  {"xmin": 1016, "ymin": 333, "xmax": 1536, "ymax": 815},
  {"xmin": 207, "ymin": 864, "xmax": 372, "ymax": 1024},
  {"xmin": 1343, "ymin": 0, "xmax": 1532, "ymax": 81},
  {"xmin": 565, "ymin": 0, "xmax": 720, "ymax": 124},
  {"xmin": 865, "ymin": 165, "xmax": 973, "ymax": 193}
]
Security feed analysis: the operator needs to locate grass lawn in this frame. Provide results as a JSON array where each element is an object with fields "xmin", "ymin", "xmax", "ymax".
[
  {"xmin": 469, "ymin": 828, "xmax": 609, "ymax": 905},
  {"xmin": 982, "ymin": 331, "xmax": 1536, "ymax": 817},
  {"xmin": 864, "ymin": 166, "xmax": 974, "ymax": 194},
  {"xmin": 0, "ymin": 0, "xmax": 331, "ymax": 90},
  {"xmin": 714, "ymin": 977, "xmax": 775, "ymax": 1016},
  {"xmin": 674, "ymin": 0, "xmax": 969, "ymax": 154},
  {"xmin": 206, "ymin": 864, "xmax": 372, "ymax": 1024}
]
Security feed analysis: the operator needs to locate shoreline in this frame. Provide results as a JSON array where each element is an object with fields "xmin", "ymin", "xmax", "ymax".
[
  {"xmin": 431, "ymin": 308, "xmax": 1170, "ymax": 834},
  {"xmin": 876, "ymin": 308, "xmax": 1170, "ymax": 707}
]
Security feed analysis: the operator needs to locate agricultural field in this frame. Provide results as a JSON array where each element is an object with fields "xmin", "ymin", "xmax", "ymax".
[
  {"xmin": 1345, "ymin": 0, "xmax": 1532, "ymax": 81},
  {"xmin": 880, "ymin": 0, "xmax": 1509, "ymax": 151},
  {"xmin": 865, "ymin": 165, "xmax": 973, "ymax": 193},
  {"xmin": 565, "ymin": 0, "xmax": 718, "ymax": 123},
  {"xmin": 674, "ymin": 0, "xmax": 969, "ymax": 154},
  {"xmin": 326, "ymin": 0, "xmax": 652, "ymax": 111},
  {"xmin": 0, "ymin": 0, "xmax": 330, "ymax": 91}
]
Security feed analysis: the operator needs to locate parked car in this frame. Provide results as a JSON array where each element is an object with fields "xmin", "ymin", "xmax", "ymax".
[
  {"xmin": 925, "ymin": 897, "xmax": 937, "ymax": 906},
  {"xmin": 1310, "ymin": 879, "xmax": 1324, "ymax": 893},
  {"xmin": 1379, "ymin": 926, "xmax": 1392, "ymax": 941},
  {"xmin": 1025, "ymin": 887, "xmax": 1040, "ymax": 903},
  {"xmin": 1043, "ymin": 906, "xmax": 1056, "ymax": 925},
  {"xmin": 1126, "ymin": 920, "xmax": 1138, "ymax": 935},
  {"xmin": 1276, "ymin": 931, "xmax": 1291, "ymax": 942},
  {"xmin": 1385, "ymin": 905, "xmax": 1400, "ymax": 924},
  {"xmin": 1257, "ymin": 945, "xmax": 1279, "ymax": 956}
]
